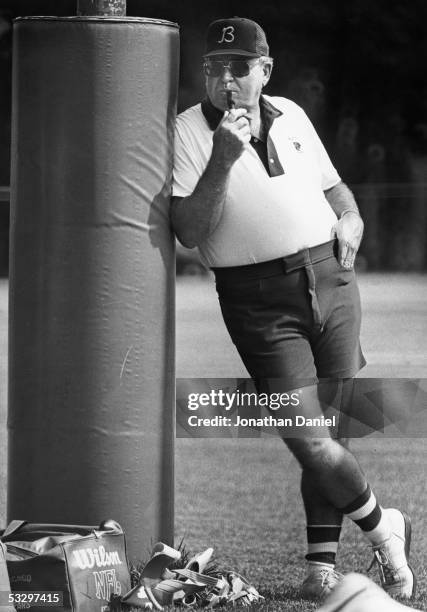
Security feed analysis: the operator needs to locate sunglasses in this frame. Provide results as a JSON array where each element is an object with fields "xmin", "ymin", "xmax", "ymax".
[{"xmin": 203, "ymin": 59, "xmax": 259, "ymax": 78}]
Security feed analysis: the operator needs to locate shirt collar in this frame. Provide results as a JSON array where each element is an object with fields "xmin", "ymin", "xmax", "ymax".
[{"xmin": 201, "ymin": 95, "xmax": 283, "ymax": 134}]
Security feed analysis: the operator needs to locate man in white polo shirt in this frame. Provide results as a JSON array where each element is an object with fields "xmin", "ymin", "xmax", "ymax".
[{"xmin": 171, "ymin": 17, "xmax": 415, "ymax": 601}]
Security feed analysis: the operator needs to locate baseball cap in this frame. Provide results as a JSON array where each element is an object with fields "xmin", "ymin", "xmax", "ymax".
[{"xmin": 204, "ymin": 17, "xmax": 269, "ymax": 58}]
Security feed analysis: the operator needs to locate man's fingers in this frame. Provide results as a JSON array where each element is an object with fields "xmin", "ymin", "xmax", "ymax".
[
  {"xmin": 341, "ymin": 243, "xmax": 356, "ymax": 269},
  {"xmin": 335, "ymin": 215, "xmax": 362, "ymax": 269},
  {"xmin": 221, "ymin": 116, "xmax": 251, "ymax": 142},
  {"xmin": 234, "ymin": 116, "xmax": 251, "ymax": 129},
  {"xmin": 224, "ymin": 108, "xmax": 249, "ymax": 122},
  {"xmin": 338, "ymin": 240, "xmax": 348, "ymax": 265}
]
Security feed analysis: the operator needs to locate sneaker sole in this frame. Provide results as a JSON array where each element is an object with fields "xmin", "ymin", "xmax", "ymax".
[{"xmin": 401, "ymin": 510, "xmax": 417, "ymax": 599}]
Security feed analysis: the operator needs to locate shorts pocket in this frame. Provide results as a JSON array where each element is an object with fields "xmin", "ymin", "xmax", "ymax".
[{"xmin": 332, "ymin": 256, "xmax": 355, "ymax": 286}]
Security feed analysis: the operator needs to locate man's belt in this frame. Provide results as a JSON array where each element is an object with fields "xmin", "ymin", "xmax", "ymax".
[{"xmin": 212, "ymin": 239, "xmax": 338, "ymax": 281}]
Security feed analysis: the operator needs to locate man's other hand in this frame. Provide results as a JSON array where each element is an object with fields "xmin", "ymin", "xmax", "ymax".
[{"xmin": 331, "ymin": 211, "xmax": 364, "ymax": 269}]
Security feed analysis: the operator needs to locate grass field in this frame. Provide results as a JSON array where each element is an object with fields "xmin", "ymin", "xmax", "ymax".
[{"xmin": 1, "ymin": 274, "xmax": 427, "ymax": 610}]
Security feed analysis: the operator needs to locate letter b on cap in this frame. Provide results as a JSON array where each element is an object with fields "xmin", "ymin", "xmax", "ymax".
[{"xmin": 217, "ymin": 26, "xmax": 235, "ymax": 43}]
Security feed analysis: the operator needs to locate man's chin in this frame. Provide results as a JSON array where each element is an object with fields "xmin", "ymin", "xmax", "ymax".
[
  {"xmin": 213, "ymin": 102, "xmax": 228, "ymax": 112},
  {"xmin": 211, "ymin": 97, "xmax": 231, "ymax": 112}
]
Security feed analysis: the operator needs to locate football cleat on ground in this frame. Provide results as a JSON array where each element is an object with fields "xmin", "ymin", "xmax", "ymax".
[
  {"xmin": 301, "ymin": 563, "xmax": 344, "ymax": 600},
  {"xmin": 317, "ymin": 573, "xmax": 420, "ymax": 612},
  {"xmin": 370, "ymin": 508, "xmax": 416, "ymax": 599}
]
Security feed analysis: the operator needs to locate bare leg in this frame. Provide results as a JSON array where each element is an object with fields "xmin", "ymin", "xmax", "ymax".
[
  {"xmin": 269, "ymin": 383, "xmax": 368, "ymax": 508},
  {"xmin": 300, "ymin": 380, "xmax": 354, "ymax": 568}
]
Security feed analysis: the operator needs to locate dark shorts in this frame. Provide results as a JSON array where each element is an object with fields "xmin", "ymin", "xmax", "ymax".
[{"xmin": 213, "ymin": 240, "xmax": 366, "ymax": 390}]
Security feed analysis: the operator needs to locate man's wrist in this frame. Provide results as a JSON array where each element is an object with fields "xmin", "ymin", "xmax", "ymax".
[
  {"xmin": 340, "ymin": 209, "xmax": 361, "ymax": 220},
  {"xmin": 209, "ymin": 149, "xmax": 235, "ymax": 173}
]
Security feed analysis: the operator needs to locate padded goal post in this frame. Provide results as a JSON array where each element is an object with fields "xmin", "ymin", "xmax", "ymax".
[{"xmin": 8, "ymin": 15, "xmax": 179, "ymax": 560}]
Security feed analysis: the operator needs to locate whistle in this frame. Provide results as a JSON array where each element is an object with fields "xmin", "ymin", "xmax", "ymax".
[{"xmin": 226, "ymin": 90, "xmax": 235, "ymax": 110}]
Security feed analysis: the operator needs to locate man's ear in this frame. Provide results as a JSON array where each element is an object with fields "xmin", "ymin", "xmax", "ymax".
[{"xmin": 262, "ymin": 60, "xmax": 273, "ymax": 86}]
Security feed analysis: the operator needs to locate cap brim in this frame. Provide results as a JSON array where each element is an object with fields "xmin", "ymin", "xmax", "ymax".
[{"xmin": 203, "ymin": 49, "xmax": 261, "ymax": 58}]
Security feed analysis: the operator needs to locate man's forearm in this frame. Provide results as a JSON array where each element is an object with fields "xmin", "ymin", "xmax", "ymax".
[
  {"xmin": 172, "ymin": 107, "xmax": 251, "ymax": 248},
  {"xmin": 171, "ymin": 155, "xmax": 232, "ymax": 249},
  {"xmin": 324, "ymin": 181, "xmax": 361, "ymax": 219}
]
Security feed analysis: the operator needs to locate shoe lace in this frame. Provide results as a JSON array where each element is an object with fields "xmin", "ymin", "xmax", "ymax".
[
  {"xmin": 368, "ymin": 548, "xmax": 397, "ymax": 586},
  {"xmin": 319, "ymin": 567, "xmax": 340, "ymax": 587}
]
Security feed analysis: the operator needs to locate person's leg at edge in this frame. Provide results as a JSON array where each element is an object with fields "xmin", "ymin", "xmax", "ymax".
[{"xmin": 317, "ymin": 573, "xmax": 420, "ymax": 612}]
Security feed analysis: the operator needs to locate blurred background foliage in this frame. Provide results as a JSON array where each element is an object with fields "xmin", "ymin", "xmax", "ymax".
[{"xmin": 0, "ymin": 0, "xmax": 426, "ymax": 272}]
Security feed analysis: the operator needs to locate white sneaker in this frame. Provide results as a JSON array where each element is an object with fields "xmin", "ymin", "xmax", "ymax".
[
  {"xmin": 301, "ymin": 563, "xmax": 344, "ymax": 600},
  {"xmin": 370, "ymin": 509, "xmax": 416, "ymax": 599},
  {"xmin": 318, "ymin": 573, "xmax": 420, "ymax": 612}
]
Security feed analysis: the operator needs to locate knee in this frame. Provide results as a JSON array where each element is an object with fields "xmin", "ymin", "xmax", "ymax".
[
  {"xmin": 337, "ymin": 436, "xmax": 350, "ymax": 450},
  {"xmin": 286, "ymin": 437, "xmax": 338, "ymax": 470}
]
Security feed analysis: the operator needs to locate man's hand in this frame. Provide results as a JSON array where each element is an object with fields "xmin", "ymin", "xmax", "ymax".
[
  {"xmin": 211, "ymin": 108, "xmax": 251, "ymax": 168},
  {"xmin": 324, "ymin": 182, "xmax": 364, "ymax": 269},
  {"xmin": 331, "ymin": 211, "xmax": 364, "ymax": 269}
]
